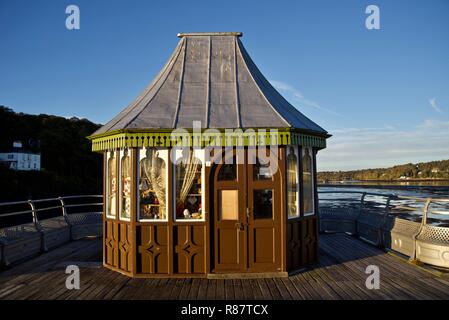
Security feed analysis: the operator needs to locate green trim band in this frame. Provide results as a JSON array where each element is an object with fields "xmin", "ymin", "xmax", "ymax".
[{"xmin": 90, "ymin": 129, "xmax": 327, "ymax": 152}]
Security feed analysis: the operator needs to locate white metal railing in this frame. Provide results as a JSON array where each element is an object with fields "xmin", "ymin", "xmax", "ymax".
[
  {"xmin": 318, "ymin": 190, "xmax": 449, "ymax": 268},
  {"xmin": 318, "ymin": 190, "xmax": 449, "ymax": 222},
  {"xmin": 0, "ymin": 195, "xmax": 103, "ymax": 267},
  {"xmin": 0, "ymin": 195, "xmax": 103, "ymax": 230}
]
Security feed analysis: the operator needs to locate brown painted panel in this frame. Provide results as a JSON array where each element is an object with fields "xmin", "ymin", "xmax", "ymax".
[
  {"xmin": 104, "ymin": 220, "xmax": 119, "ymax": 267},
  {"xmin": 118, "ymin": 223, "xmax": 132, "ymax": 272},
  {"xmin": 286, "ymin": 220, "xmax": 302, "ymax": 270},
  {"xmin": 174, "ymin": 224, "xmax": 206, "ymax": 274},
  {"xmin": 253, "ymin": 227, "xmax": 275, "ymax": 264},
  {"xmin": 217, "ymin": 228, "xmax": 240, "ymax": 265},
  {"xmin": 301, "ymin": 216, "xmax": 318, "ymax": 265},
  {"xmin": 191, "ymin": 225, "xmax": 206, "ymax": 273},
  {"xmin": 137, "ymin": 225, "xmax": 169, "ymax": 274},
  {"xmin": 286, "ymin": 217, "xmax": 318, "ymax": 271}
]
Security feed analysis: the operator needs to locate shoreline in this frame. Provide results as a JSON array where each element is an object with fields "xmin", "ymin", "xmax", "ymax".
[{"xmin": 318, "ymin": 184, "xmax": 449, "ymax": 190}]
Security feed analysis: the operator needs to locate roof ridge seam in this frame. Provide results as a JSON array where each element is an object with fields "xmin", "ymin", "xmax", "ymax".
[
  {"xmin": 235, "ymin": 38, "xmax": 291, "ymax": 128},
  {"xmin": 205, "ymin": 36, "xmax": 212, "ymax": 128},
  {"xmin": 172, "ymin": 37, "xmax": 188, "ymax": 128},
  {"xmin": 234, "ymin": 37, "xmax": 242, "ymax": 128}
]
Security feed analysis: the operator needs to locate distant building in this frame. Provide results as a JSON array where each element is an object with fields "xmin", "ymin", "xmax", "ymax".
[{"xmin": 0, "ymin": 141, "xmax": 41, "ymax": 171}]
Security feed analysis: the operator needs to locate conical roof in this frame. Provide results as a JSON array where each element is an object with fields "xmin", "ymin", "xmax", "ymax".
[{"xmin": 93, "ymin": 32, "xmax": 327, "ymax": 136}]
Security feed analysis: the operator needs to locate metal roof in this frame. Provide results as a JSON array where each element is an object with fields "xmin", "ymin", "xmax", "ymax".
[{"xmin": 93, "ymin": 32, "xmax": 328, "ymax": 136}]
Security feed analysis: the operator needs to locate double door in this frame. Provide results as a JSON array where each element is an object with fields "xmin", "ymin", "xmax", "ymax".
[{"xmin": 212, "ymin": 148, "xmax": 281, "ymax": 273}]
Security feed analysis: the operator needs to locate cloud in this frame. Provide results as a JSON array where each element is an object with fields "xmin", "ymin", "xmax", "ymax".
[
  {"xmin": 269, "ymin": 80, "xmax": 304, "ymax": 100},
  {"xmin": 418, "ymin": 119, "xmax": 449, "ymax": 129},
  {"xmin": 269, "ymin": 80, "xmax": 342, "ymax": 117},
  {"xmin": 429, "ymin": 98, "xmax": 443, "ymax": 113},
  {"xmin": 317, "ymin": 119, "xmax": 449, "ymax": 171}
]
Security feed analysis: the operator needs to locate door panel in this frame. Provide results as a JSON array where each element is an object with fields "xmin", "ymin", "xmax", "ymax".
[
  {"xmin": 213, "ymin": 153, "xmax": 246, "ymax": 272},
  {"xmin": 253, "ymin": 227, "xmax": 275, "ymax": 263},
  {"xmin": 247, "ymin": 148, "xmax": 281, "ymax": 272}
]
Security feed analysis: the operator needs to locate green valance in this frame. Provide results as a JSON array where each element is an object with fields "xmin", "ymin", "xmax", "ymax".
[{"xmin": 89, "ymin": 129, "xmax": 327, "ymax": 152}]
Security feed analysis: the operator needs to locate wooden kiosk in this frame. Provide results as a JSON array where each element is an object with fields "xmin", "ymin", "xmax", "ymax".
[{"xmin": 88, "ymin": 32, "xmax": 329, "ymax": 278}]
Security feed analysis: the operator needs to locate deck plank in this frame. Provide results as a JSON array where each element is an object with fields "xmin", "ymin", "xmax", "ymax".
[{"xmin": 1, "ymin": 234, "xmax": 448, "ymax": 300}]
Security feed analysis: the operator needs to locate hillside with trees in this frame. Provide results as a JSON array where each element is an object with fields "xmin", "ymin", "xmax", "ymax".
[
  {"xmin": 318, "ymin": 160, "xmax": 449, "ymax": 183},
  {"xmin": 0, "ymin": 106, "xmax": 102, "ymax": 201}
]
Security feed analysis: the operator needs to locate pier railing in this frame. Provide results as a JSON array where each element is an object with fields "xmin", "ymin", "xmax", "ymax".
[
  {"xmin": 0, "ymin": 195, "xmax": 102, "ymax": 267},
  {"xmin": 318, "ymin": 190, "xmax": 449, "ymax": 269},
  {"xmin": 2, "ymin": 192, "xmax": 448, "ymax": 270}
]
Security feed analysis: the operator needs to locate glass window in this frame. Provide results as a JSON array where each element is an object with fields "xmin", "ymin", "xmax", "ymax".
[
  {"xmin": 253, "ymin": 189, "xmax": 273, "ymax": 219},
  {"xmin": 138, "ymin": 148, "xmax": 168, "ymax": 221},
  {"xmin": 302, "ymin": 147, "xmax": 314, "ymax": 215},
  {"xmin": 175, "ymin": 149, "xmax": 204, "ymax": 220},
  {"xmin": 287, "ymin": 146, "xmax": 299, "ymax": 218},
  {"xmin": 218, "ymin": 190, "xmax": 239, "ymax": 220},
  {"xmin": 106, "ymin": 151, "xmax": 117, "ymax": 219},
  {"xmin": 120, "ymin": 149, "xmax": 132, "ymax": 220},
  {"xmin": 253, "ymin": 159, "xmax": 272, "ymax": 180},
  {"xmin": 218, "ymin": 157, "xmax": 237, "ymax": 181}
]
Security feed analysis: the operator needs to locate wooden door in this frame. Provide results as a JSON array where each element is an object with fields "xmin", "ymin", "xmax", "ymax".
[
  {"xmin": 212, "ymin": 148, "xmax": 281, "ymax": 273},
  {"xmin": 213, "ymin": 154, "xmax": 247, "ymax": 272},
  {"xmin": 247, "ymin": 148, "xmax": 281, "ymax": 272}
]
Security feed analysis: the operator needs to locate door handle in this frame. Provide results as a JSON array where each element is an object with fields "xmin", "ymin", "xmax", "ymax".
[{"xmin": 235, "ymin": 222, "xmax": 245, "ymax": 231}]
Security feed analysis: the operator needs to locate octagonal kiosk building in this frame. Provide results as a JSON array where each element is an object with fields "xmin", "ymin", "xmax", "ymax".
[{"xmin": 88, "ymin": 32, "xmax": 330, "ymax": 278}]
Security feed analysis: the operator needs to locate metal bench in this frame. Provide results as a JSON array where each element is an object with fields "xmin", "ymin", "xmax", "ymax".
[
  {"xmin": 318, "ymin": 191, "xmax": 366, "ymax": 234},
  {"xmin": 40, "ymin": 216, "xmax": 71, "ymax": 250},
  {"xmin": 319, "ymin": 205, "xmax": 360, "ymax": 234},
  {"xmin": 382, "ymin": 216, "xmax": 421, "ymax": 257},
  {"xmin": 67, "ymin": 212, "xmax": 102, "ymax": 240},
  {"xmin": 0, "ymin": 223, "xmax": 42, "ymax": 266},
  {"xmin": 319, "ymin": 190, "xmax": 449, "ymax": 269},
  {"xmin": 415, "ymin": 198, "xmax": 449, "ymax": 268},
  {"xmin": 356, "ymin": 194, "xmax": 392, "ymax": 246},
  {"xmin": 0, "ymin": 195, "xmax": 103, "ymax": 268}
]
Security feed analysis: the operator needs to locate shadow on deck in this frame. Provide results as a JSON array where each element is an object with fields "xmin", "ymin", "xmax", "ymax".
[{"xmin": 0, "ymin": 234, "xmax": 448, "ymax": 300}]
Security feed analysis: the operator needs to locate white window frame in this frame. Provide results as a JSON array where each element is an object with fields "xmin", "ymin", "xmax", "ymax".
[
  {"xmin": 119, "ymin": 149, "xmax": 132, "ymax": 222},
  {"xmin": 105, "ymin": 151, "xmax": 117, "ymax": 219},
  {"xmin": 173, "ymin": 148, "xmax": 206, "ymax": 222},
  {"xmin": 287, "ymin": 145, "xmax": 300, "ymax": 219},
  {"xmin": 302, "ymin": 147, "xmax": 315, "ymax": 216},
  {"xmin": 137, "ymin": 147, "xmax": 169, "ymax": 222}
]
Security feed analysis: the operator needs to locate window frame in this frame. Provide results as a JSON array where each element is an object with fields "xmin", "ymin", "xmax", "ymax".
[
  {"xmin": 302, "ymin": 146, "xmax": 315, "ymax": 216},
  {"xmin": 173, "ymin": 148, "xmax": 206, "ymax": 222},
  {"xmin": 105, "ymin": 150, "xmax": 118, "ymax": 219},
  {"xmin": 137, "ymin": 147, "xmax": 169, "ymax": 222},
  {"xmin": 286, "ymin": 145, "xmax": 300, "ymax": 219},
  {"xmin": 119, "ymin": 149, "xmax": 132, "ymax": 222}
]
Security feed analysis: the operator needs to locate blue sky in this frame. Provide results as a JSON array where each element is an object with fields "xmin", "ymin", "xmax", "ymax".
[{"xmin": 1, "ymin": 0, "xmax": 448, "ymax": 171}]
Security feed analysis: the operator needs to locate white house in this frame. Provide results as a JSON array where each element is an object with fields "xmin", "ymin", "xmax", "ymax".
[{"xmin": 0, "ymin": 141, "xmax": 41, "ymax": 171}]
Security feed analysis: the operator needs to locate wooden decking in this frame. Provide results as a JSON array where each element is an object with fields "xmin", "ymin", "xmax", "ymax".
[{"xmin": 1, "ymin": 234, "xmax": 448, "ymax": 300}]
